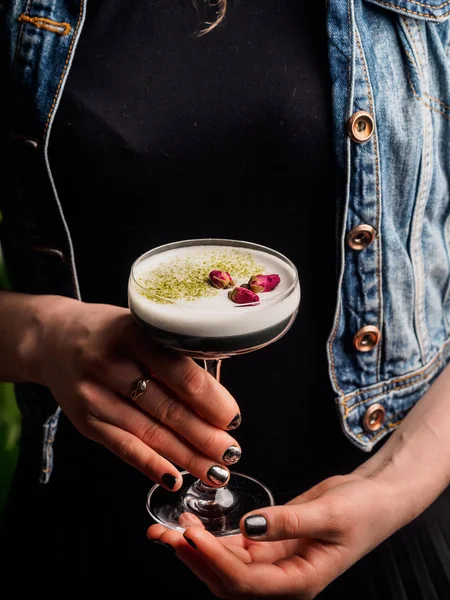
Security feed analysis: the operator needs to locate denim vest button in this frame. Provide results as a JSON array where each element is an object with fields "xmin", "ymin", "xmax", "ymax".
[
  {"xmin": 362, "ymin": 403, "xmax": 386, "ymax": 432},
  {"xmin": 347, "ymin": 111, "xmax": 374, "ymax": 143},
  {"xmin": 353, "ymin": 325, "xmax": 381, "ymax": 352},
  {"xmin": 347, "ymin": 224, "xmax": 376, "ymax": 250}
]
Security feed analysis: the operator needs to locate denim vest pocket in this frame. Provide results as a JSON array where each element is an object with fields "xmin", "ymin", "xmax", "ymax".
[{"xmin": 365, "ymin": 0, "xmax": 450, "ymax": 22}]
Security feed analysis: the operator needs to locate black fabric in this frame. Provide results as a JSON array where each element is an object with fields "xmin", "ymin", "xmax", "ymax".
[
  {"xmin": 2, "ymin": 1, "xmax": 450, "ymax": 598},
  {"xmin": 48, "ymin": 0, "xmax": 350, "ymax": 498}
]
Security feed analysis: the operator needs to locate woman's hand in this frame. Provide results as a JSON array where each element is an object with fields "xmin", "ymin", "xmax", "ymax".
[
  {"xmin": 27, "ymin": 295, "xmax": 242, "ymax": 490},
  {"xmin": 147, "ymin": 472, "xmax": 413, "ymax": 599},
  {"xmin": 146, "ymin": 344, "xmax": 450, "ymax": 599}
]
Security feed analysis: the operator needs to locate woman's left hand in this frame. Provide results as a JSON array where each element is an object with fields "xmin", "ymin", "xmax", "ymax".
[{"xmin": 147, "ymin": 472, "xmax": 415, "ymax": 599}]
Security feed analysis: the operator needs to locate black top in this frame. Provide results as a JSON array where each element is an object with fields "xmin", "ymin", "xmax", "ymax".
[
  {"xmin": 47, "ymin": 0, "xmax": 365, "ymax": 496},
  {"xmin": 49, "ymin": 0, "xmax": 356, "ymax": 494}
]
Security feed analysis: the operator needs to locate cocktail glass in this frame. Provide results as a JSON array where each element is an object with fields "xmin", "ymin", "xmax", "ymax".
[{"xmin": 128, "ymin": 238, "xmax": 300, "ymax": 536}]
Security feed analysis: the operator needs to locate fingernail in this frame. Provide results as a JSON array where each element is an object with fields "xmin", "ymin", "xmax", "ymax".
[
  {"xmin": 207, "ymin": 465, "xmax": 230, "ymax": 485},
  {"xmin": 150, "ymin": 540, "xmax": 176, "ymax": 554},
  {"xmin": 244, "ymin": 514, "xmax": 267, "ymax": 536},
  {"xmin": 184, "ymin": 534, "xmax": 197, "ymax": 549},
  {"xmin": 222, "ymin": 445, "xmax": 241, "ymax": 465},
  {"xmin": 162, "ymin": 473, "xmax": 178, "ymax": 490},
  {"xmin": 227, "ymin": 414, "xmax": 242, "ymax": 430}
]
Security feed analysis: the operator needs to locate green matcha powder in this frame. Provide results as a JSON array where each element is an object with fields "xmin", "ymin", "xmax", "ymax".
[{"xmin": 137, "ymin": 249, "xmax": 264, "ymax": 304}]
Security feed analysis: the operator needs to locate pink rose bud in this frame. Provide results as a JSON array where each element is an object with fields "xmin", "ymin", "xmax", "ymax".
[
  {"xmin": 248, "ymin": 274, "xmax": 281, "ymax": 293},
  {"xmin": 228, "ymin": 286, "xmax": 260, "ymax": 304},
  {"xmin": 209, "ymin": 270, "xmax": 234, "ymax": 289}
]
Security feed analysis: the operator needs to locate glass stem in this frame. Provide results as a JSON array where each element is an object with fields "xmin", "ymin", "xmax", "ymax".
[
  {"xmin": 179, "ymin": 356, "xmax": 236, "ymax": 519},
  {"xmin": 204, "ymin": 358, "xmax": 222, "ymax": 382},
  {"xmin": 196, "ymin": 358, "xmax": 224, "ymax": 494}
]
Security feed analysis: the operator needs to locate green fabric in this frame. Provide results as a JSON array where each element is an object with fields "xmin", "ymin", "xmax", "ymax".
[{"xmin": 0, "ymin": 253, "xmax": 20, "ymax": 511}]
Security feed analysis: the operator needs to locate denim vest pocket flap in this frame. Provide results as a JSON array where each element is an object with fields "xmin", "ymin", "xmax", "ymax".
[{"xmin": 365, "ymin": 0, "xmax": 450, "ymax": 21}]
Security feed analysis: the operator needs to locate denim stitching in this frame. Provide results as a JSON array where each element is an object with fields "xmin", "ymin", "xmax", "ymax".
[
  {"xmin": 43, "ymin": 1, "xmax": 84, "ymax": 299},
  {"xmin": 403, "ymin": 45, "xmax": 421, "ymax": 95},
  {"xmin": 342, "ymin": 335, "xmax": 450, "ymax": 405},
  {"xmin": 18, "ymin": 14, "xmax": 71, "ymax": 36},
  {"xmin": 39, "ymin": 408, "xmax": 61, "ymax": 484},
  {"xmin": 408, "ymin": 18, "xmax": 427, "ymax": 76},
  {"xmin": 423, "ymin": 92, "xmax": 450, "ymax": 108},
  {"xmin": 403, "ymin": 17, "xmax": 433, "ymax": 361},
  {"xmin": 418, "ymin": 98, "xmax": 450, "ymax": 117},
  {"xmin": 43, "ymin": 2, "xmax": 83, "ymax": 138},
  {"xmin": 403, "ymin": 45, "xmax": 450, "ymax": 117},
  {"xmin": 345, "ymin": 357, "xmax": 440, "ymax": 414},
  {"xmin": 401, "ymin": 38, "xmax": 450, "ymax": 112},
  {"xmin": 356, "ymin": 417, "xmax": 404, "ymax": 441},
  {"xmin": 372, "ymin": 1, "xmax": 450, "ymax": 19},
  {"xmin": 355, "ymin": 28, "xmax": 383, "ymax": 381},
  {"xmin": 415, "ymin": 18, "xmax": 428, "ymax": 59},
  {"xmin": 399, "ymin": 0, "xmax": 450, "ymax": 9},
  {"xmin": 443, "ymin": 215, "xmax": 450, "ymax": 331},
  {"xmin": 38, "ymin": 2, "xmax": 86, "ymax": 484},
  {"xmin": 328, "ymin": 0, "xmax": 355, "ymax": 399}
]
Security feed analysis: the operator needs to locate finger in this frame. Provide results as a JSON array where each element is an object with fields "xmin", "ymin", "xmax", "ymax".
[
  {"xmin": 86, "ymin": 382, "xmax": 232, "ymax": 487},
  {"xmin": 84, "ymin": 356, "xmax": 144, "ymax": 400},
  {"xmin": 147, "ymin": 524, "xmax": 169, "ymax": 539},
  {"xmin": 159, "ymin": 529, "xmax": 231, "ymax": 598},
  {"xmin": 87, "ymin": 420, "xmax": 182, "ymax": 490},
  {"xmin": 148, "ymin": 519, "xmax": 252, "ymax": 563},
  {"xmin": 133, "ymin": 341, "xmax": 241, "ymax": 430},
  {"xmin": 241, "ymin": 498, "xmax": 349, "ymax": 543},
  {"xmin": 93, "ymin": 361, "xmax": 242, "ymax": 466},
  {"xmin": 134, "ymin": 377, "xmax": 242, "ymax": 465},
  {"xmin": 147, "ymin": 525, "xmax": 229, "ymax": 597},
  {"xmin": 181, "ymin": 527, "xmax": 301, "ymax": 597},
  {"xmin": 178, "ymin": 512, "xmax": 205, "ymax": 529}
]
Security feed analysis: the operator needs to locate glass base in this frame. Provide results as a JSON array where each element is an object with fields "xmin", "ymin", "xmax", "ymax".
[{"xmin": 147, "ymin": 471, "xmax": 274, "ymax": 537}]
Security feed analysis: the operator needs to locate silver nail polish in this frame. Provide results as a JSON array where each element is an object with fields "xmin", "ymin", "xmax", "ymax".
[
  {"xmin": 227, "ymin": 414, "xmax": 242, "ymax": 430},
  {"xmin": 207, "ymin": 465, "xmax": 230, "ymax": 485},
  {"xmin": 222, "ymin": 445, "xmax": 241, "ymax": 465}
]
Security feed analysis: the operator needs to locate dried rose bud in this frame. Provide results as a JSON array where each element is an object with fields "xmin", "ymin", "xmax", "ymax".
[
  {"xmin": 209, "ymin": 270, "xmax": 234, "ymax": 289},
  {"xmin": 248, "ymin": 274, "xmax": 281, "ymax": 293},
  {"xmin": 228, "ymin": 286, "xmax": 260, "ymax": 304}
]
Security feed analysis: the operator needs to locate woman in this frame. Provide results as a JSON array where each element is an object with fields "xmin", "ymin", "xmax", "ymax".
[{"xmin": 1, "ymin": 0, "xmax": 450, "ymax": 598}]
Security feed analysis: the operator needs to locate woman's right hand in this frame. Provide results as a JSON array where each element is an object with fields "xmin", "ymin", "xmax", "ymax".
[{"xmin": 26, "ymin": 295, "xmax": 242, "ymax": 491}]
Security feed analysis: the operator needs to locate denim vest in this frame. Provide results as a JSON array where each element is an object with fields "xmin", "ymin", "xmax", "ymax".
[{"xmin": 1, "ymin": 0, "xmax": 450, "ymax": 483}]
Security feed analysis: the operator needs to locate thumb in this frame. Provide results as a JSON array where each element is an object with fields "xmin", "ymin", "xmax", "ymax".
[
  {"xmin": 240, "ymin": 498, "xmax": 347, "ymax": 542},
  {"xmin": 178, "ymin": 511, "xmax": 205, "ymax": 529}
]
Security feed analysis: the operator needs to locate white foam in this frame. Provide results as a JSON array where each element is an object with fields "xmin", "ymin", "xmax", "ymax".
[{"xmin": 128, "ymin": 245, "xmax": 300, "ymax": 337}]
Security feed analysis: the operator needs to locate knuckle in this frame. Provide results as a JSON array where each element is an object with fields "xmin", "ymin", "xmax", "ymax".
[
  {"xmin": 154, "ymin": 394, "xmax": 189, "ymax": 429},
  {"xmin": 278, "ymin": 509, "xmax": 302, "ymax": 539},
  {"xmin": 115, "ymin": 436, "xmax": 136, "ymax": 463},
  {"xmin": 163, "ymin": 400, "xmax": 189, "ymax": 427},
  {"xmin": 184, "ymin": 454, "xmax": 200, "ymax": 476},
  {"xmin": 181, "ymin": 365, "xmax": 209, "ymax": 399},
  {"xmin": 82, "ymin": 349, "xmax": 109, "ymax": 378},
  {"xmin": 74, "ymin": 379, "xmax": 91, "ymax": 400},
  {"xmin": 139, "ymin": 422, "xmax": 168, "ymax": 449},
  {"xmin": 201, "ymin": 430, "xmax": 221, "ymax": 455}
]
